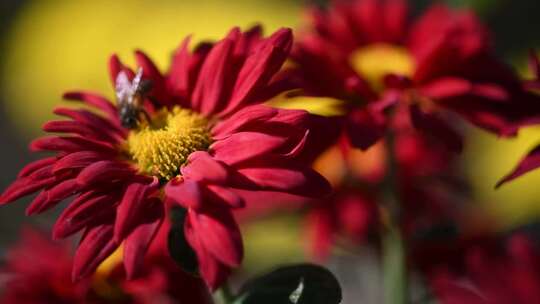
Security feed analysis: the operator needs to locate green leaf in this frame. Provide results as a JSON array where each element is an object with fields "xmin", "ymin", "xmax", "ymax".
[
  {"xmin": 167, "ymin": 207, "xmax": 199, "ymax": 275},
  {"xmin": 236, "ymin": 263, "xmax": 342, "ymax": 304}
]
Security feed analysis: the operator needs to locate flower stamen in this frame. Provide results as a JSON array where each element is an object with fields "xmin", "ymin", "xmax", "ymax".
[{"xmin": 127, "ymin": 106, "xmax": 212, "ymax": 180}]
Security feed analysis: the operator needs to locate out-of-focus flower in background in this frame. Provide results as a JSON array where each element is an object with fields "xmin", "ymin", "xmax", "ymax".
[
  {"xmin": 0, "ymin": 227, "xmax": 213, "ymax": 304},
  {"xmin": 422, "ymin": 233, "xmax": 540, "ymax": 304}
]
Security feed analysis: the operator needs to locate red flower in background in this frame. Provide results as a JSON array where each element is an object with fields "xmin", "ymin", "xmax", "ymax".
[
  {"xmin": 0, "ymin": 26, "xmax": 330, "ymax": 290},
  {"xmin": 291, "ymin": 0, "xmax": 540, "ymax": 150},
  {"xmin": 0, "ymin": 228, "xmax": 213, "ymax": 304},
  {"xmin": 304, "ymin": 107, "xmax": 466, "ymax": 260},
  {"xmin": 422, "ymin": 234, "xmax": 540, "ymax": 304}
]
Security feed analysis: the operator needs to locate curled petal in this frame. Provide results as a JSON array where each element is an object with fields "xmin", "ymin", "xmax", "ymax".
[{"xmin": 18, "ymin": 157, "xmax": 57, "ymax": 178}]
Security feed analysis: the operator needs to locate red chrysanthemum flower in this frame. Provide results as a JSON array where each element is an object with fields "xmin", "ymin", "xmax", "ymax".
[
  {"xmin": 0, "ymin": 228, "xmax": 213, "ymax": 304},
  {"xmin": 290, "ymin": 0, "xmax": 540, "ymax": 150},
  {"xmin": 0, "ymin": 26, "xmax": 330, "ymax": 290}
]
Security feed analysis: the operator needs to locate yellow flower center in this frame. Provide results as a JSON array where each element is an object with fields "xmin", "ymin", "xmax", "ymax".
[
  {"xmin": 350, "ymin": 43, "xmax": 415, "ymax": 92},
  {"xmin": 127, "ymin": 106, "xmax": 212, "ymax": 180}
]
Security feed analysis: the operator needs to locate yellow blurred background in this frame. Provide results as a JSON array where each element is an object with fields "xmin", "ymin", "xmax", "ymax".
[{"xmin": 0, "ymin": 0, "xmax": 301, "ymax": 136}]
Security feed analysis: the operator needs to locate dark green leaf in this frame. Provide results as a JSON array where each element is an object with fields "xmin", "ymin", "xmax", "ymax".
[
  {"xmin": 168, "ymin": 207, "xmax": 199, "ymax": 275},
  {"xmin": 236, "ymin": 263, "xmax": 342, "ymax": 304}
]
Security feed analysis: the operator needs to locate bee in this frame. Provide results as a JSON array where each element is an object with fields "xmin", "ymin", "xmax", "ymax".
[{"xmin": 115, "ymin": 67, "xmax": 153, "ymax": 129}]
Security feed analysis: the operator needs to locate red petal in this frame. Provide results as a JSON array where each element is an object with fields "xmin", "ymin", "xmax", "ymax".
[
  {"xmin": 181, "ymin": 151, "xmax": 229, "ymax": 184},
  {"xmin": 72, "ymin": 223, "xmax": 119, "ymax": 281},
  {"xmin": 26, "ymin": 179, "xmax": 79, "ymax": 215},
  {"xmin": 53, "ymin": 107, "xmax": 126, "ymax": 139},
  {"xmin": 419, "ymin": 77, "xmax": 471, "ymax": 99},
  {"xmin": 205, "ymin": 185, "xmax": 245, "ymax": 209},
  {"xmin": 222, "ymin": 28, "xmax": 292, "ymax": 116},
  {"xmin": 497, "ymin": 144, "xmax": 540, "ymax": 188},
  {"xmin": 210, "ymin": 132, "xmax": 288, "ymax": 166},
  {"xmin": 53, "ymin": 151, "xmax": 109, "ymax": 174},
  {"xmin": 135, "ymin": 50, "xmax": 169, "ymax": 105},
  {"xmin": 76, "ymin": 161, "xmax": 134, "ymax": 187},
  {"xmin": 123, "ymin": 198, "xmax": 163, "ymax": 279},
  {"xmin": 0, "ymin": 176, "xmax": 56, "ymax": 205},
  {"xmin": 167, "ymin": 36, "xmax": 192, "ymax": 97},
  {"xmin": 192, "ymin": 38, "xmax": 234, "ymax": 115},
  {"xmin": 17, "ymin": 157, "xmax": 57, "ymax": 178},
  {"xmin": 188, "ymin": 208, "xmax": 243, "ymax": 267},
  {"xmin": 63, "ymin": 91, "xmax": 118, "ymax": 120},
  {"xmin": 165, "ymin": 178, "xmax": 203, "ymax": 210},
  {"xmin": 30, "ymin": 136, "xmax": 116, "ymax": 154},
  {"xmin": 108, "ymin": 54, "xmax": 134, "ymax": 88},
  {"xmin": 114, "ymin": 180, "xmax": 158, "ymax": 242},
  {"xmin": 185, "ymin": 221, "xmax": 230, "ymax": 291},
  {"xmin": 43, "ymin": 120, "xmax": 117, "ymax": 143},
  {"xmin": 237, "ymin": 166, "xmax": 331, "ymax": 198},
  {"xmin": 211, "ymin": 105, "xmax": 277, "ymax": 138},
  {"xmin": 53, "ymin": 191, "xmax": 119, "ymax": 239}
]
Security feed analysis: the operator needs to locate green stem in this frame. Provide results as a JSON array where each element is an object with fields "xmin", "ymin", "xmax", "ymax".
[
  {"xmin": 215, "ymin": 282, "xmax": 235, "ymax": 304},
  {"xmin": 382, "ymin": 131, "xmax": 408, "ymax": 304}
]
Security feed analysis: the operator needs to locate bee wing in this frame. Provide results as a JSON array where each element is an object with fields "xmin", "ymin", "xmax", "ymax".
[
  {"xmin": 115, "ymin": 71, "xmax": 132, "ymax": 104},
  {"xmin": 131, "ymin": 68, "xmax": 144, "ymax": 94}
]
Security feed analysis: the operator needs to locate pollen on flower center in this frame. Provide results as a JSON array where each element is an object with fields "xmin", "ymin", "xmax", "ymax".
[
  {"xmin": 350, "ymin": 43, "xmax": 415, "ymax": 91},
  {"xmin": 127, "ymin": 106, "xmax": 212, "ymax": 180}
]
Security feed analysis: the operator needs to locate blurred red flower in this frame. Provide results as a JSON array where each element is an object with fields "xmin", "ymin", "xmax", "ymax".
[
  {"xmin": 0, "ymin": 228, "xmax": 213, "ymax": 304},
  {"xmin": 424, "ymin": 234, "xmax": 540, "ymax": 304},
  {"xmin": 0, "ymin": 26, "xmax": 330, "ymax": 290},
  {"xmin": 290, "ymin": 0, "xmax": 540, "ymax": 150}
]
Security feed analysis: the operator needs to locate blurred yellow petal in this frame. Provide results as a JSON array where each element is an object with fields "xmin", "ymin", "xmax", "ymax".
[
  {"xmin": 267, "ymin": 91, "xmax": 347, "ymax": 116},
  {"xmin": 0, "ymin": 0, "xmax": 300, "ymax": 137}
]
